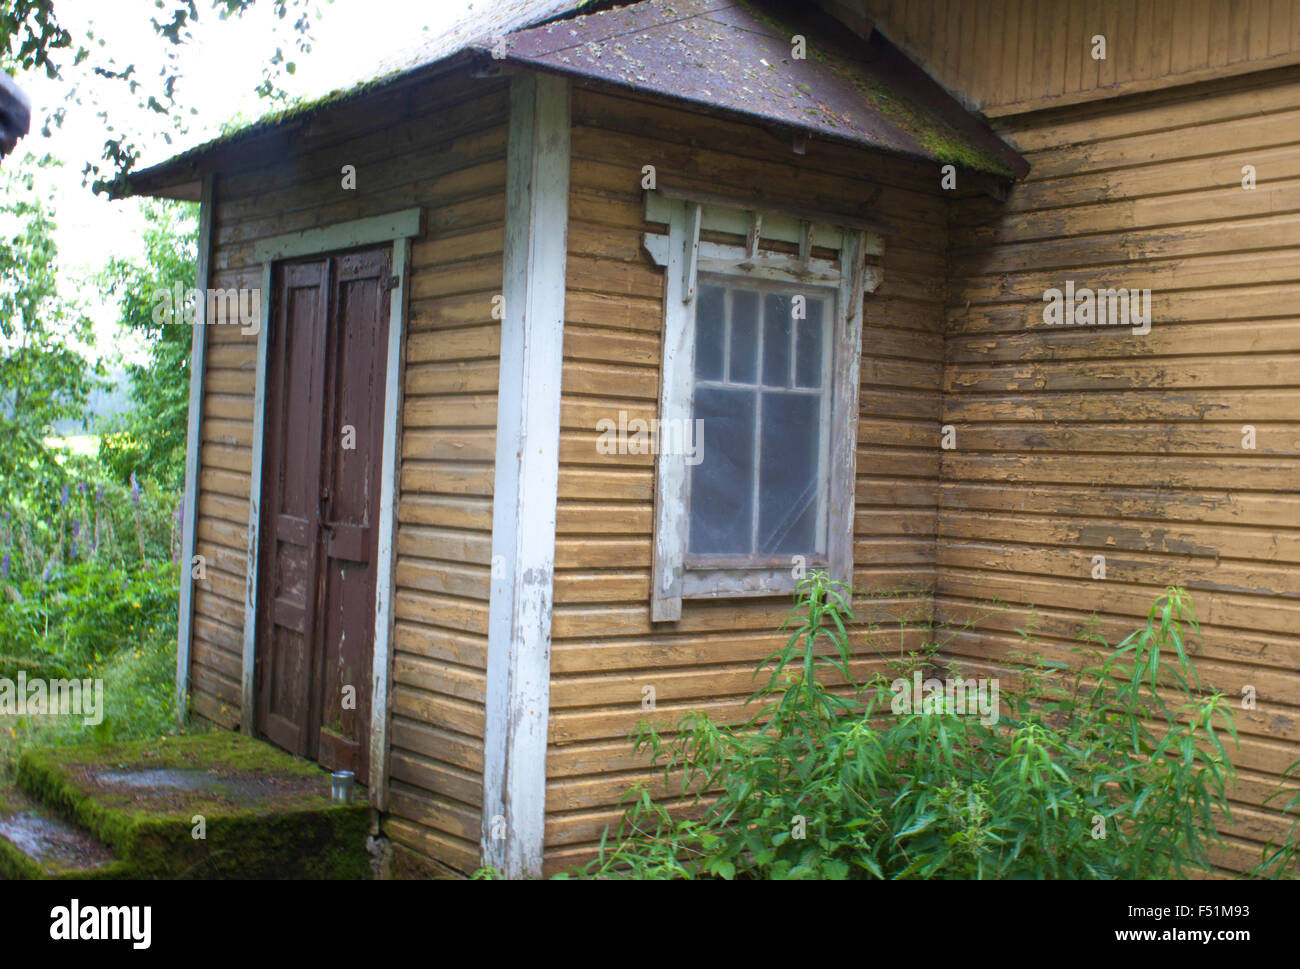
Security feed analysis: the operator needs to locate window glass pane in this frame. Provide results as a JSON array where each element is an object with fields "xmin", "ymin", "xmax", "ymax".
[
  {"xmin": 757, "ymin": 392, "xmax": 821, "ymax": 555},
  {"xmin": 695, "ymin": 284, "xmax": 725, "ymax": 381},
  {"xmin": 762, "ymin": 293, "xmax": 792, "ymax": 388},
  {"xmin": 689, "ymin": 387, "xmax": 755, "ymax": 555},
  {"xmin": 728, "ymin": 289, "xmax": 759, "ymax": 383},
  {"xmin": 795, "ymin": 298, "xmax": 825, "ymax": 389}
]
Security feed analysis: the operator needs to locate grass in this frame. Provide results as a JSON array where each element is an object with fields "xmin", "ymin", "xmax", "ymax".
[{"xmin": 0, "ymin": 617, "xmax": 182, "ymax": 793}]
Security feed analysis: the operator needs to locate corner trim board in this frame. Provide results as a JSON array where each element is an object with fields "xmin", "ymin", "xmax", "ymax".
[
  {"xmin": 368, "ymin": 236, "xmax": 410, "ymax": 809},
  {"xmin": 241, "ymin": 262, "xmax": 272, "ymax": 735},
  {"xmin": 482, "ymin": 71, "xmax": 570, "ymax": 879},
  {"xmin": 176, "ymin": 172, "xmax": 214, "ymax": 719}
]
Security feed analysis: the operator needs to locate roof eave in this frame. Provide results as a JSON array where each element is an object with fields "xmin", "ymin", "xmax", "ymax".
[
  {"xmin": 113, "ymin": 49, "xmax": 483, "ymax": 200},
  {"xmin": 115, "ymin": 1, "xmax": 1028, "ymax": 198}
]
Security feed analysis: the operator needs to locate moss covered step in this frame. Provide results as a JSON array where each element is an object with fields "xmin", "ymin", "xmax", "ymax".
[
  {"xmin": 15, "ymin": 733, "xmax": 371, "ymax": 879},
  {"xmin": 0, "ymin": 789, "xmax": 133, "ymax": 879}
]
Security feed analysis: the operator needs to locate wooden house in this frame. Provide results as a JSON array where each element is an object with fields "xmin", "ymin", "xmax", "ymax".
[{"xmin": 119, "ymin": 0, "xmax": 1300, "ymax": 878}]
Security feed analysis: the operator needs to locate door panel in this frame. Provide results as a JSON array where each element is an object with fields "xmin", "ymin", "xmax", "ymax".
[
  {"xmin": 257, "ymin": 261, "xmax": 329, "ymax": 756},
  {"xmin": 316, "ymin": 250, "xmax": 390, "ymax": 780},
  {"xmin": 255, "ymin": 247, "xmax": 392, "ymax": 782}
]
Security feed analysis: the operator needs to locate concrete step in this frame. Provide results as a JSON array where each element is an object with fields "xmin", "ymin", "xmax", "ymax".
[
  {"xmin": 9, "ymin": 732, "xmax": 371, "ymax": 879},
  {"xmin": 0, "ymin": 789, "xmax": 130, "ymax": 879}
]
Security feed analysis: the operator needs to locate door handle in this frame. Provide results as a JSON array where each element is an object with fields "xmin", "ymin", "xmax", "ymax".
[{"xmin": 319, "ymin": 485, "xmax": 332, "ymax": 528}]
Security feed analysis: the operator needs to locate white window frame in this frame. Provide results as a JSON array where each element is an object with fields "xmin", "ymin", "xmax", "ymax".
[
  {"xmin": 643, "ymin": 187, "xmax": 882, "ymax": 622},
  {"xmin": 684, "ymin": 275, "xmax": 836, "ymax": 572}
]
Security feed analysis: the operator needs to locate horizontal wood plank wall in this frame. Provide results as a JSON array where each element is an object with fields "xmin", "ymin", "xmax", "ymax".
[
  {"xmin": 942, "ymin": 69, "xmax": 1300, "ymax": 876},
  {"xmin": 864, "ymin": 0, "xmax": 1300, "ymax": 115},
  {"xmin": 543, "ymin": 86, "xmax": 949, "ymax": 875},
  {"xmin": 191, "ymin": 70, "xmax": 508, "ymax": 876}
]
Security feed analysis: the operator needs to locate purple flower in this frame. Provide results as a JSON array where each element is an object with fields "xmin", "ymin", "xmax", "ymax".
[
  {"xmin": 72, "ymin": 519, "xmax": 80, "ymax": 539},
  {"xmin": 1, "ymin": 551, "xmax": 9, "ymax": 579},
  {"xmin": 70, "ymin": 540, "xmax": 78, "ymax": 559},
  {"xmin": 130, "ymin": 472, "xmax": 140, "ymax": 506},
  {"xmin": 78, "ymin": 482, "xmax": 87, "ymax": 496},
  {"xmin": 61, "ymin": 485, "xmax": 69, "ymax": 507},
  {"xmin": 96, "ymin": 483, "xmax": 104, "ymax": 503}
]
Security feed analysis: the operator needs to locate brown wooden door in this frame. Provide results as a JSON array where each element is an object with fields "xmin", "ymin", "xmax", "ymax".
[{"xmin": 256, "ymin": 247, "xmax": 392, "ymax": 784}]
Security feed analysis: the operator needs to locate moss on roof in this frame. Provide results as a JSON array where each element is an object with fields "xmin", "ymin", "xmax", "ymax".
[
  {"xmin": 122, "ymin": 61, "xmax": 420, "ymax": 192},
  {"xmin": 124, "ymin": 0, "xmax": 1024, "ymax": 194}
]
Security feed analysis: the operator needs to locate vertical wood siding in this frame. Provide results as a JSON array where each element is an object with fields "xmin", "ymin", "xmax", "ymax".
[
  {"xmin": 543, "ymin": 86, "xmax": 949, "ymax": 875},
  {"xmin": 865, "ymin": 0, "xmax": 1300, "ymax": 115},
  {"xmin": 943, "ymin": 69, "xmax": 1300, "ymax": 876},
  {"xmin": 190, "ymin": 71, "xmax": 508, "ymax": 875}
]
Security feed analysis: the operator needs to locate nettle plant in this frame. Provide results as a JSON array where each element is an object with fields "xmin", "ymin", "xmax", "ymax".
[{"xmin": 581, "ymin": 571, "xmax": 1238, "ymax": 880}]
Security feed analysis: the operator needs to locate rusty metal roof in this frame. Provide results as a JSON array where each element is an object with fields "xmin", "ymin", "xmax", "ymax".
[{"xmin": 122, "ymin": 0, "xmax": 1025, "ymax": 197}]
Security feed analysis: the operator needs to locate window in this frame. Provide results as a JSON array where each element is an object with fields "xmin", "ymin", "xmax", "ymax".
[
  {"xmin": 687, "ymin": 280, "xmax": 835, "ymax": 566},
  {"xmin": 642, "ymin": 188, "xmax": 881, "ymax": 621}
]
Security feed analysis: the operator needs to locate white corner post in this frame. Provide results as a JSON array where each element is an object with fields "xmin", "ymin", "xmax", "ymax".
[
  {"xmin": 176, "ymin": 172, "xmax": 215, "ymax": 720},
  {"xmin": 241, "ymin": 261, "xmax": 273, "ymax": 736},
  {"xmin": 482, "ymin": 71, "xmax": 570, "ymax": 879},
  {"xmin": 369, "ymin": 236, "xmax": 410, "ymax": 808}
]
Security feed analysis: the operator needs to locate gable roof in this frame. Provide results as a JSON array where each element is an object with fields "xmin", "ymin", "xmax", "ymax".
[{"xmin": 120, "ymin": 0, "xmax": 1025, "ymax": 198}]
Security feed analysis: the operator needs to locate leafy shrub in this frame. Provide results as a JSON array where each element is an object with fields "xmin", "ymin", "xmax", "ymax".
[
  {"xmin": 0, "ymin": 559, "xmax": 178, "ymax": 670},
  {"xmin": 96, "ymin": 198, "xmax": 197, "ymax": 492},
  {"xmin": 583, "ymin": 572, "xmax": 1238, "ymax": 880},
  {"xmin": 1, "ymin": 474, "xmax": 181, "ymax": 583},
  {"xmin": 1252, "ymin": 760, "xmax": 1300, "ymax": 879},
  {"xmin": 0, "ymin": 558, "xmax": 180, "ymax": 768}
]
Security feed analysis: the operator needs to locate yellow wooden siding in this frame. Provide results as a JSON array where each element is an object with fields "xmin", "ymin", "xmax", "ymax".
[
  {"xmin": 543, "ymin": 86, "xmax": 949, "ymax": 875},
  {"xmin": 863, "ymin": 0, "xmax": 1300, "ymax": 115},
  {"xmin": 189, "ymin": 72, "xmax": 507, "ymax": 875},
  {"xmin": 942, "ymin": 69, "xmax": 1300, "ymax": 876}
]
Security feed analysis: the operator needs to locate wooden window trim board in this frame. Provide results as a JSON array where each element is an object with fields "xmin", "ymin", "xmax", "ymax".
[
  {"xmin": 644, "ymin": 191, "xmax": 878, "ymax": 622},
  {"xmin": 250, "ymin": 208, "xmax": 423, "ymax": 262},
  {"xmin": 482, "ymin": 71, "xmax": 570, "ymax": 880},
  {"xmin": 175, "ymin": 172, "xmax": 215, "ymax": 721},
  {"xmin": 239, "ymin": 208, "xmax": 421, "ymax": 809}
]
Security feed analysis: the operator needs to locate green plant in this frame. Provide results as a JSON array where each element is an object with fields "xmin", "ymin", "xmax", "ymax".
[
  {"xmin": 1, "ymin": 558, "xmax": 178, "ymax": 667},
  {"xmin": 0, "ymin": 155, "xmax": 102, "ymax": 511},
  {"xmin": 1250, "ymin": 759, "xmax": 1300, "ymax": 879},
  {"xmin": 580, "ymin": 573, "xmax": 1238, "ymax": 880},
  {"xmin": 96, "ymin": 198, "xmax": 198, "ymax": 492}
]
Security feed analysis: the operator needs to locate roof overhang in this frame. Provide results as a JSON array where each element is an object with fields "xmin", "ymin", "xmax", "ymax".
[
  {"xmin": 118, "ymin": 0, "xmax": 1026, "ymax": 199},
  {"xmin": 487, "ymin": 0, "xmax": 1027, "ymax": 178}
]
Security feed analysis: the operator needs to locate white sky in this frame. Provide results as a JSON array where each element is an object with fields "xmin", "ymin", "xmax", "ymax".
[{"xmin": 8, "ymin": 0, "xmax": 475, "ymax": 362}]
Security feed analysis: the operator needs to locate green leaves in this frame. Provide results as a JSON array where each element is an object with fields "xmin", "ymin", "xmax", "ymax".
[
  {"xmin": 4, "ymin": 0, "xmax": 319, "ymax": 191},
  {"xmin": 0, "ymin": 159, "xmax": 102, "ymax": 514},
  {"xmin": 578, "ymin": 580, "xmax": 1237, "ymax": 881},
  {"xmin": 96, "ymin": 198, "xmax": 198, "ymax": 491}
]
